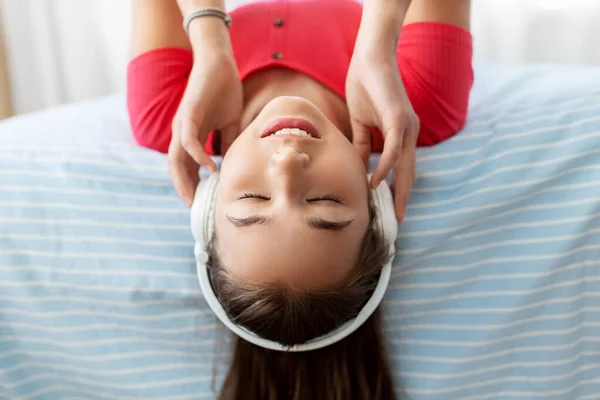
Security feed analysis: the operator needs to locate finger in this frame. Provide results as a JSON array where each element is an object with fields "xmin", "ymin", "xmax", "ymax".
[
  {"xmin": 180, "ymin": 119, "xmax": 217, "ymax": 172},
  {"xmin": 350, "ymin": 120, "xmax": 372, "ymax": 167},
  {"xmin": 219, "ymin": 123, "xmax": 240, "ymax": 155},
  {"xmin": 370, "ymin": 122, "xmax": 405, "ymax": 189},
  {"xmin": 393, "ymin": 138, "xmax": 417, "ymax": 223},
  {"xmin": 168, "ymin": 139, "xmax": 201, "ymax": 207}
]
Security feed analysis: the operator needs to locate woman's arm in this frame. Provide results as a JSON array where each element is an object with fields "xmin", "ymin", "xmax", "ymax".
[
  {"xmin": 347, "ymin": 0, "xmax": 472, "ymax": 221},
  {"xmin": 404, "ymin": 0, "xmax": 470, "ymax": 29},
  {"xmin": 360, "ymin": 0, "xmax": 410, "ymax": 55},
  {"xmin": 131, "ymin": 0, "xmax": 231, "ymax": 58},
  {"xmin": 360, "ymin": 0, "xmax": 471, "ymax": 53},
  {"xmin": 131, "ymin": 0, "xmax": 191, "ymax": 58},
  {"xmin": 176, "ymin": 0, "xmax": 231, "ymax": 56}
]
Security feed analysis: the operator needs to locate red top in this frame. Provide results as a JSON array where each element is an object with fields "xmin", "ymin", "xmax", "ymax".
[{"xmin": 127, "ymin": 0, "xmax": 473, "ymax": 155}]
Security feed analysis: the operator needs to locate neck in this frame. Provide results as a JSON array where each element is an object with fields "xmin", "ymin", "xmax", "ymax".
[{"xmin": 240, "ymin": 68, "xmax": 352, "ymax": 140}]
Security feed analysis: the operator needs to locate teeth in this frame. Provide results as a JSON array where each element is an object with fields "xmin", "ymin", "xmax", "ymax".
[{"xmin": 271, "ymin": 128, "xmax": 310, "ymax": 137}]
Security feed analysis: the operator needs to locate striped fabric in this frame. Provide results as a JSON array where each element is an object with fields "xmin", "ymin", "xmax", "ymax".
[{"xmin": 1, "ymin": 62, "xmax": 600, "ymax": 399}]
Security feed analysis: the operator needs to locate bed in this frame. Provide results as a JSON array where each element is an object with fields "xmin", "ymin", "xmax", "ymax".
[{"xmin": 1, "ymin": 61, "xmax": 599, "ymax": 399}]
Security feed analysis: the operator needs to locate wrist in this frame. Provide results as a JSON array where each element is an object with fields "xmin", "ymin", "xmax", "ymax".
[
  {"xmin": 187, "ymin": 16, "xmax": 232, "ymax": 52},
  {"xmin": 177, "ymin": 0, "xmax": 225, "ymax": 16},
  {"xmin": 359, "ymin": 0, "xmax": 410, "ymax": 53},
  {"xmin": 178, "ymin": 1, "xmax": 232, "ymax": 56}
]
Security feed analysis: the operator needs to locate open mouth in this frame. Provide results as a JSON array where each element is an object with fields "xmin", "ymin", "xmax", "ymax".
[{"xmin": 261, "ymin": 118, "xmax": 320, "ymax": 139}]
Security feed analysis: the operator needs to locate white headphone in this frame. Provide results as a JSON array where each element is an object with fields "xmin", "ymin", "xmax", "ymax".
[{"xmin": 190, "ymin": 172, "xmax": 397, "ymax": 352}]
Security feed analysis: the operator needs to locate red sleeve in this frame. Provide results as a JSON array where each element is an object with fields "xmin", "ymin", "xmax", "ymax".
[
  {"xmin": 396, "ymin": 22, "xmax": 474, "ymax": 147},
  {"xmin": 126, "ymin": 48, "xmax": 219, "ymax": 156}
]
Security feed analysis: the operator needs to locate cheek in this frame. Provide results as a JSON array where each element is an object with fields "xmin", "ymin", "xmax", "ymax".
[{"xmin": 316, "ymin": 143, "xmax": 368, "ymax": 195}]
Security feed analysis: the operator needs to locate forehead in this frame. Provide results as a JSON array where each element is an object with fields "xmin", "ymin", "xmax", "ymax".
[{"xmin": 215, "ymin": 215, "xmax": 367, "ymax": 289}]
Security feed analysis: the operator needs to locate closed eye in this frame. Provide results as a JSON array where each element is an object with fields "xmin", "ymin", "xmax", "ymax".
[
  {"xmin": 307, "ymin": 194, "xmax": 343, "ymax": 204},
  {"xmin": 238, "ymin": 193, "xmax": 270, "ymax": 200}
]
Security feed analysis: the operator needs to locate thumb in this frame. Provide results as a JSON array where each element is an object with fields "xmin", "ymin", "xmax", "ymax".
[
  {"xmin": 351, "ymin": 120, "xmax": 372, "ymax": 167},
  {"xmin": 219, "ymin": 122, "xmax": 241, "ymax": 155}
]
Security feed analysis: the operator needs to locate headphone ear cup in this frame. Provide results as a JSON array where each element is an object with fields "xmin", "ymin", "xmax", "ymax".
[
  {"xmin": 190, "ymin": 172, "xmax": 220, "ymax": 248},
  {"xmin": 373, "ymin": 181, "xmax": 397, "ymax": 246}
]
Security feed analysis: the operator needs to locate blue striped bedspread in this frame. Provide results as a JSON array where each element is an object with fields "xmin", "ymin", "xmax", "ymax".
[{"xmin": 1, "ymin": 62, "xmax": 600, "ymax": 399}]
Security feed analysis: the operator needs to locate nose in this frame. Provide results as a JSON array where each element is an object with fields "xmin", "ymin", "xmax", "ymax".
[
  {"xmin": 270, "ymin": 146, "xmax": 310, "ymax": 171},
  {"xmin": 269, "ymin": 147, "xmax": 310, "ymax": 195}
]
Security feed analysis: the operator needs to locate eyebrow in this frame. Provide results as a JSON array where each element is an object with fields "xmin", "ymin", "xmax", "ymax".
[{"xmin": 226, "ymin": 215, "xmax": 353, "ymax": 231}]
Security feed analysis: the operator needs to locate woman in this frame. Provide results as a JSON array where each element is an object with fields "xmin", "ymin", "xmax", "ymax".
[{"xmin": 128, "ymin": 0, "xmax": 472, "ymax": 398}]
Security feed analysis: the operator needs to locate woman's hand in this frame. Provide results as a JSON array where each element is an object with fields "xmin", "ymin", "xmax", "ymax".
[
  {"xmin": 168, "ymin": 16, "xmax": 243, "ymax": 207},
  {"xmin": 346, "ymin": 0, "xmax": 418, "ymax": 222},
  {"xmin": 346, "ymin": 41, "xmax": 419, "ymax": 222}
]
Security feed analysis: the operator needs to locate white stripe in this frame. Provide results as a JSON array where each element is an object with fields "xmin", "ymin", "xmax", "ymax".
[
  {"xmin": 0, "ymin": 154, "xmax": 166, "ymax": 171},
  {"xmin": 407, "ymin": 165, "xmax": 600, "ymax": 210},
  {"xmin": 0, "ymin": 201, "xmax": 187, "ymax": 214},
  {"xmin": 412, "ymin": 148, "xmax": 600, "ymax": 194},
  {"xmin": 15, "ymin": 386, "xmax": 118, "ymax": 400},
  {"xmin": 0, "ymin": 335, "xmax": 222, "ymax": 349},
  {"xmin": 0, "ymin": 265, "xmax": 195, "ymax": 279},
  {"xmin": 395, "ymin": 348, "xmax": 600, "ymax": 366},
  {"xmin": 399, "ymin": 361, "xmax": 600, "ymax": 381},
  {"xmin": 0, "ymin": 169, "xmax": 172, "ymax": 186},
  {"xmin": 0, "ymin": 348, "xmax": 226, "ymax": 362},
  {"xmin": 384, "ymin": 292, "xmax": 600, "ymax": 322},
  {"xmin": 0, "ymin": 250, "xmax": 194, "ymax": 263},
  {"xmin": 398, "ymin": 197, "xmax": 598, "ymax": 246},
  {"xmin": 419, "ymin": 130, "xmax": 600, "ymax": 179},
  {"xmin": 386, "ymin": 307, "xmax": 600, "ymax": 333},
  {"xmin": 581, "ymin": 394, "xmax": 600, "ymax": 399},
  {"xmin": 458, "ymin": 377, "xmax": 600, "ymax": 400},
  {"xmin": 405, "ymin": 189, "xmax": 600, "ymax": 223},
  {"xmin": 0, "ymin": 308, "xmax": 208, "ymax": 321},
  {"xmin": 0, "ymin": 143, "xmax": 142, "ymax": 151},
  {"xmin": 2, "ymin": 361, "xmax": 212, "ymax": 377},
  {"xmin": 0, "ymin": 321, "xmax": 212, "ymax": 335},
  {"xmin": 0, "ymin": 143, "xmax": 153, "ymax": 156},
  {"xmin": 0, "ymin": 234, "xmax": 192, "ymax": 247},
  {"xmin": 14, "ymin": 384, "xmax": 214, "ymax": 400},
  {"xmin": 449, "ymin": 130, "xmax": 492, "ymax": 141},
  {"xmin": 417, "ymin": 114, "xmax": 600, "ymax": 162},
  {"xmin": 389, "ymin": 274, "xmax": 600, "ymax": 306},
  {"xmin": 0, "ymin": 280, "xmax": 200, "ymax": 294},
  {"xmin": 407, "ymin": 364, "xmax": 600, "ymax": 395},
  {"xmin": 399, "ymin": 338, "xmax": 600, "ymax": 382},
  {"xmin": 394, "ymin": 336, "xmax": 600, "ymax": 353},
  {"xmin": 6, "ymin": 373, "xmax": 211, "ymax": 391},
  {"xmin": 400, "ymin": 209, "xmax": 600, "ymax": 244},
  {"xmin": 0, "ymin": 294, "xmax": 196, "ymax": 308},
  {"xmin": 0, "ymin": 185, "xmax": 176, "ymax": 201},
  {"xmin": 0, "ymin": 217, "xmax": 189, "ymax": 231},
  {"xmin": 391, "ymin": 320, "xmax": 595, "ymax": 351},
  {"xmin": 465, "ymin": 95, "xmax": 599, "ymax": 127},
  {"xmin": 395, "ymin": 348, "xmax": 595, "ymax": 380},
  {"xmin": 391, "ymin": 258, "xmax": 599, "ymax": 290},
  {"xmin": 401, "ymin": 226, "xmax": 600, "ymax": 257},
  {"xmin": 395, "ymin": 243, "xmax": 600, "ymax": 278},
  {"xmin": 457, "ymin": 101, "xmax": 600, "ymax": 132}
]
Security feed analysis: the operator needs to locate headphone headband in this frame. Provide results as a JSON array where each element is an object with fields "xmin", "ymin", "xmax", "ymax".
[{"xmin": 191, "ymin": 172, "xmax": 396, "ymax": 352}]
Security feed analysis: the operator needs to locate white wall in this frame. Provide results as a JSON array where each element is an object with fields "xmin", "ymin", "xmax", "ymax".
[
  {"xmin": 1, "ymin": 0, "xmax": 600, "ymax": 115},
  {"xmin": 0, "ymin": 0, "xmax": 132, "ymax": 114},
  {"xmin": 471, "ymin": 0, "xmax": 600, "ymax": 65}
]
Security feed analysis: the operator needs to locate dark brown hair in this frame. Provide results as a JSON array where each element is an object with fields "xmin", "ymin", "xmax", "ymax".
[{"xmin": 208, "ymin": 203, "xmax": 395, "ymax": 400}]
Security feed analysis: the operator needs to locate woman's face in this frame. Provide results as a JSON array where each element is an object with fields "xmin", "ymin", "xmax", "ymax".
[{"xmin": 214, "ymin": 96, "xmax": 370, "ymax": 289}]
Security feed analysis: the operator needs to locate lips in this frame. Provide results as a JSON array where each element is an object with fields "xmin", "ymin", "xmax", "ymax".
[{"xmin": 261, "ymin": 118, "xmax": 320, "ymax": 139}]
